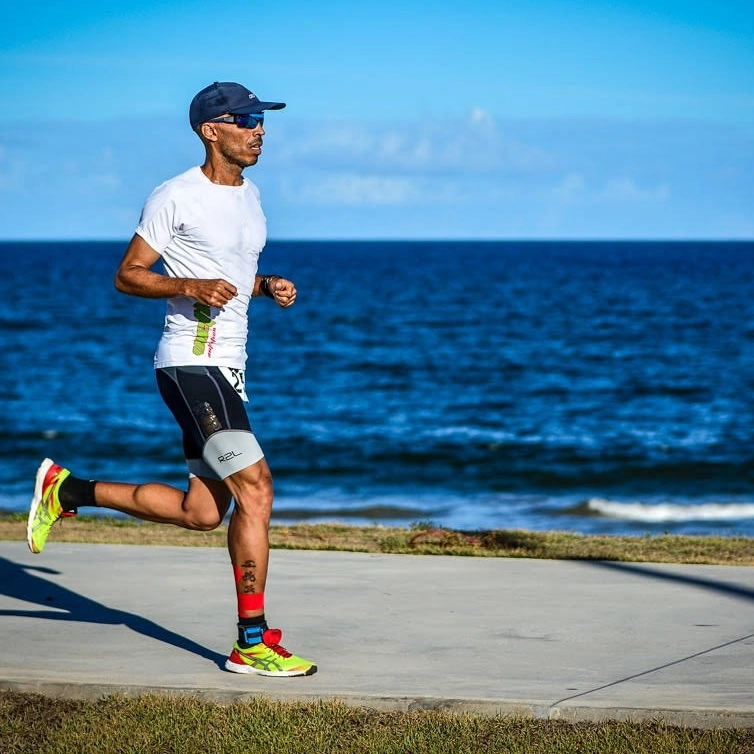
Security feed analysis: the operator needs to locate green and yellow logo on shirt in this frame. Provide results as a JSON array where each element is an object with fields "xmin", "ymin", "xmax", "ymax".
[{"xmin": 193, "ymin": 303, "xmax": 216, "ymax": 355}]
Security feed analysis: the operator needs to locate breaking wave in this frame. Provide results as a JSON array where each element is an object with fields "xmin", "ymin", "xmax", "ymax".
[{"xmin": 586, "ymin": 498, "xmax": 754, "ymax": 523}]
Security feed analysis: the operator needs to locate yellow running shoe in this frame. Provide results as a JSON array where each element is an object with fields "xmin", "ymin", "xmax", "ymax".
[
  {"xmin": 27, "ymin": 458, "xmax": 75, "ymax": 554},
  {"xmin": 225, "ymin": 628, "xmax": 317, "ymax": 677}
]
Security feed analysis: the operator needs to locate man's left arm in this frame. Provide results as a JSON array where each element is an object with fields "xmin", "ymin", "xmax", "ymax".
[{"xmin": 253, "ymin": 275, "xmax": 297, "ymax": 308}]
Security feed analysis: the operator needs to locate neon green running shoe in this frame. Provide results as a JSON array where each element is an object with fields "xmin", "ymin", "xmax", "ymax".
[
  {"xmin": 225, "ymin": 628, "xmax": 317, "ymax": 677},
  {"xmin": 27, "ymin": 458, "xmax": 75, "ymax": 554}
]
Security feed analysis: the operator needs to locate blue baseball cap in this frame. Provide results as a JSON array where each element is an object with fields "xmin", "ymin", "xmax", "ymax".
[{"xmin": 189, "ymin": 81, "xmax": 286, "ymax": 129}]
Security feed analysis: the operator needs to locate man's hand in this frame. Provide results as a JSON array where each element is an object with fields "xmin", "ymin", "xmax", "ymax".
[
  {"xmin": 184, "ymin": 278, "xmax": 238, "ymax": 307},
  {"xmin": 268, "ymin": 277, "xmax": 297, "ymax": 308},
  {"xmin": 115, "ymin": 234, "xmax": 238, "ymax": 308}
]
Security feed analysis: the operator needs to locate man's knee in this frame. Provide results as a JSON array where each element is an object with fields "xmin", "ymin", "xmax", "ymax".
[
  {"xmin": 184, "ymin": 510, "xmax": 224, "ymax": 531},
  {"xmin": 181, "ymin": 481, "xmax": 230, "ymax": 531}
]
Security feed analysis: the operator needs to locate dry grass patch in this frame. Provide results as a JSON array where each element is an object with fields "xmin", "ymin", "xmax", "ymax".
[{"xmin": 1, "ymin": 513, "xmax": 752, "ymax": 565}]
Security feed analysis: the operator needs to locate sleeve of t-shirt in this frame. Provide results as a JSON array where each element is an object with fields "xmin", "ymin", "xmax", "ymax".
[{"xmin": 135, "ymin": 186, "xmax": 177, "ymax": 256}]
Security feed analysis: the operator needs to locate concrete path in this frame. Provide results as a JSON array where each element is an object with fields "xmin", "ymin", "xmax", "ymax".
[{"xmin": 1, "ymin": 541, "xmax": 752, "ymax": 728}]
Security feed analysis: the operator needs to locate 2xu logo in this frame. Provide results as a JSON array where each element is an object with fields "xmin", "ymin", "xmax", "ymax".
[{"xmin": 218, "ymin": 451, "xmax": 243, "ymax": 463}]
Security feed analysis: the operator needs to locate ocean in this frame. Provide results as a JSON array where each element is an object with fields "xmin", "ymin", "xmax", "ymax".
[{"xmin": 3, "ymin": 240, "xmax": 754, "ymax": 537}]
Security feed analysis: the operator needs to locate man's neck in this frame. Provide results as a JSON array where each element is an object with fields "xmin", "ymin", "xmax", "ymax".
[{"xmin": 200, "ymin": 161, "xmax": 244, "ymax": 186}]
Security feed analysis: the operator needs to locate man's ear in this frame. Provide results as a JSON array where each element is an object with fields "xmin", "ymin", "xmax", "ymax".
[{"xmin": 199, "ymin": 122, "xmax": 219, "ymax": 142}]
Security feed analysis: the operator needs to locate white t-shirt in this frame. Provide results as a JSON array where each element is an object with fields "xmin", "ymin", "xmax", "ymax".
[{"xmin": 135, "ymin": 166, "xmax": 267, "ymax": 370}]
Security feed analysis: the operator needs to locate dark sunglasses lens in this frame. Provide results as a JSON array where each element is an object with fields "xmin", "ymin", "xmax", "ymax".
[{"xmin": 237, "ymin": 114, "xmax": 264, "ymax": 128}]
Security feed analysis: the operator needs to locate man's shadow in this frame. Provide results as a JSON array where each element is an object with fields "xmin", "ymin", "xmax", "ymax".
[{"xmin": 0, "ymin": 555, "xmax": 226, "ymax": 669}]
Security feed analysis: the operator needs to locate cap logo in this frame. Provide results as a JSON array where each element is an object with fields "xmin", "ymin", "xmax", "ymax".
[{"xmin": 248, "ymin": 93, "xmax": 255, "ymax": 99}]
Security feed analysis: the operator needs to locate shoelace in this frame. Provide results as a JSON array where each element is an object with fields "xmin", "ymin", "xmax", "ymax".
[{"xmin": 262, "ymin": 628, "xmax": 293, "ymax": 657}]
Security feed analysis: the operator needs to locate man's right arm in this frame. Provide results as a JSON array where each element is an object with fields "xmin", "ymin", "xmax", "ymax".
[{"xmin": 114, "ymin": 234, "xmax": 238, "ymax": 307}]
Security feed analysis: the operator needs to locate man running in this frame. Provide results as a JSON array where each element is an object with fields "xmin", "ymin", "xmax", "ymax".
[{"xmin": 27, "ymin": 81, "xmax": 316, "ymax": 677}]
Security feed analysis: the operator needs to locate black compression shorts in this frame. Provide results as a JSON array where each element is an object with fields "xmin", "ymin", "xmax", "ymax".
[{"xmin": 155, "ymin": 365, "xmax": 254, "ymax": 477}]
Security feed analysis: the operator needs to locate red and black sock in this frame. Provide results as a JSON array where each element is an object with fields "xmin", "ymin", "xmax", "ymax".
[{"xmin": 232, "ymin": 564, "xmax": 266, "ymax": 647}]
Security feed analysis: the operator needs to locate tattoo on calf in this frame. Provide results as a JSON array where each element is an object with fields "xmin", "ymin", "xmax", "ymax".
[{"xmin": 240, "ymin": 559, "xmax": 257, "ymax": 593}]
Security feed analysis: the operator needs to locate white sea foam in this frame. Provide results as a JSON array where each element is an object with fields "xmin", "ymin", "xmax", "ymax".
[{"xmin": 587, "ymin": 498, "xmax": 754, "ymax": 523}]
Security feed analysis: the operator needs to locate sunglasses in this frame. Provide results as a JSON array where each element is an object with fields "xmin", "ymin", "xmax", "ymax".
[{"xmin": 207, "ymin": 113, "xmax": 265, "ymax": 129}]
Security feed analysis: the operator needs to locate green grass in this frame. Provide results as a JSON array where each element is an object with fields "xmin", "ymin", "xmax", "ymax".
[{"xmin": 2, "ymin": 692, "xmax": 752, "ymax": 754}]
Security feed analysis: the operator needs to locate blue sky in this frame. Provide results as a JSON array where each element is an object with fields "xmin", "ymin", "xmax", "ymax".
[{"xmin": 1, "ymin": 0, "xmax": 752, "ymax": 239}]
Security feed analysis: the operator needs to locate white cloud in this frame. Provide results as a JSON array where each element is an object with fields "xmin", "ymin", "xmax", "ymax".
[
  {"xmin": 552, "ymin": 174, "xmax": 670, "ymax": 205},
  {"xmin": 469, "ymin": 107, "xmax": 496, "ymax": 130},
  {"xmin": 273, "ymin": 110, "xmax": 552, "ymax": 176},
  {"xmin": 599, "ymin": 178, "xmax": 670, "ymax": 202},
  {"xmin": 553, "ymin": 172, "xmax": 586, "ymax": 202},
  {"xmin": 294, "ymin": 174, "xmax": 421, "ymax": 206}
]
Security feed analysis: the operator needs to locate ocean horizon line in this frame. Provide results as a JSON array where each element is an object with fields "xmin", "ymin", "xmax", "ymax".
[{"xmin": 1, "ymin": 237, "xmax": 752, "ymax": 245}]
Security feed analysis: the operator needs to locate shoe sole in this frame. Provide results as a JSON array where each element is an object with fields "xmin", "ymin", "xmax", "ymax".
[
  {"xmin": 27, "ymin": 458, "xmax": 55, "ymax": 554},
  {"xmin": 224, "ymin": 658, "xmax": 317, "ymax": 677}
]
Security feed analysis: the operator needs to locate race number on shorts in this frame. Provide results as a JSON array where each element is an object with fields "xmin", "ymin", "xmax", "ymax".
[{"xmin": 219, "ymin": 367, "xmax": 248, "ymax": 402}]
